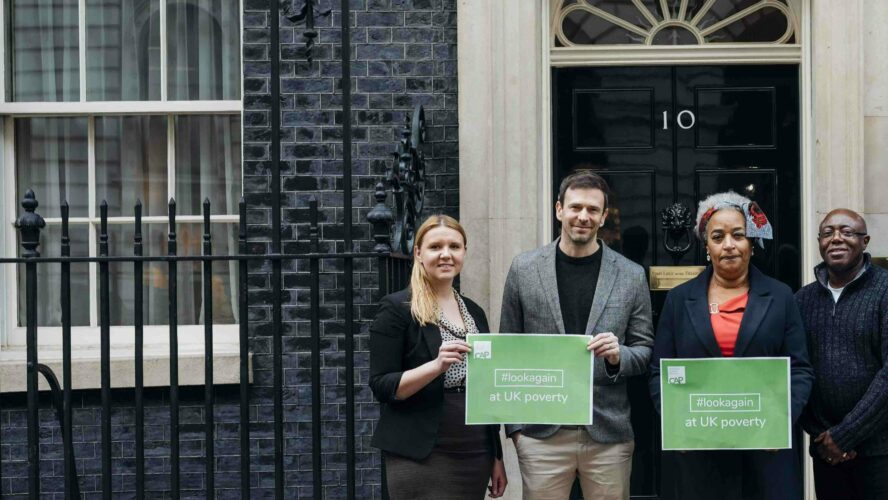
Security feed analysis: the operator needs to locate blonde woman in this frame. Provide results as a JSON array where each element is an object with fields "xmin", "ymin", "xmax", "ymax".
[{"xmin": 369, "ymin": 215, "xmax": 507, "ymax": 499}]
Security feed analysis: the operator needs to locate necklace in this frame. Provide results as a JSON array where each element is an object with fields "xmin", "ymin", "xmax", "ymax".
[{"xmin": 709, "ymin": 278, "xmax": 748, "ymax": 315}]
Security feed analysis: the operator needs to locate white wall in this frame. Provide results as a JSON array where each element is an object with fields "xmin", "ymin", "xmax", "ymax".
[{"xmin": 863, "ymin": 0, "xmax": 888, "ymax": 257}]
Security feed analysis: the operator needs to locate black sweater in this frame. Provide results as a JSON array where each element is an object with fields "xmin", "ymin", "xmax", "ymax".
[
  {"xmin": 795, "ymin": 254, "xmax": 888, "ymax": 456},
  {"xmin": 555, "ymin": 245, "xmax": 602, "ymax": 335}
]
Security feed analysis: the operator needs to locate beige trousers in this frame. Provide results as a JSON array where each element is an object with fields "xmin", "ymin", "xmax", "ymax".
[{"xmin": 515, "ymin": 427, "xmax": 634, "ymax": 500}]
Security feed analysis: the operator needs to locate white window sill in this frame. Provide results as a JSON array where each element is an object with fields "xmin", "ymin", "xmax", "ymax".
[{"xmin": 0, "ymin": 334, "xmax": 251, "ymax": 393}]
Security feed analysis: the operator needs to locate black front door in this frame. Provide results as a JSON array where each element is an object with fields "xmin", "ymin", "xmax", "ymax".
[{"xmin": 553, "ymin": 65, "xmax": 801, "ymax": 499}]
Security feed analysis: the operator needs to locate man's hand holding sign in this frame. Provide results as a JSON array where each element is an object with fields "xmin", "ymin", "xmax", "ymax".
[{"xmin": 587, "ymin": 331, "xmax": 620, "ymax": 366}]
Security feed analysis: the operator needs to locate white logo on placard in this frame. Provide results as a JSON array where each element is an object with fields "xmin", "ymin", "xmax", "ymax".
[
  {"xmin": 667, "ymin": 366, "xmax": 686, "ymax": 384},
  {"xmin": 474, "ymin": 341, "xmax": 492, "ymax": 359}
]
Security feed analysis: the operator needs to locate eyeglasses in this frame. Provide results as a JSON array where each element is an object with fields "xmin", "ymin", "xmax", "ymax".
[{"xmin": 818, "ymin": 228, "xmax": 868, "ymax": 241}]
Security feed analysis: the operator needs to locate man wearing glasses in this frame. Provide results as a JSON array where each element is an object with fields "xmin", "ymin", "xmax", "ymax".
[{"xmin": 796, "ymin": 209, "xmax": 888, "ymax": 499}]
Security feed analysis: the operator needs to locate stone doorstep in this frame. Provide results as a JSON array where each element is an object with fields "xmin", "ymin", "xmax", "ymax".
[{"xmin": 0, "ymin": 343, "xmax": 250, "ymax": 393}]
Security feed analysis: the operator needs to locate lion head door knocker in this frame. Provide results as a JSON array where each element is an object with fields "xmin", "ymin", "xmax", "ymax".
[
  {"xmin": 660, "ymin": 203, "xmax": 693, "ymax": 265},
  {"xmin": 389, "ymin": 104, "xmax": 427, "ymax": 254}
]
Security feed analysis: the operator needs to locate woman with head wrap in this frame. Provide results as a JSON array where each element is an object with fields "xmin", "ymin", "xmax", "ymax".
[{"xmin": 648, "ymin": 191, "xmax": 814, "ymax": 500}]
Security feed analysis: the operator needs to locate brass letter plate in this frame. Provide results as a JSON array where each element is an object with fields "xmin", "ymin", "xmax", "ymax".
[{"xmin": 649, "ymin": 266, "xmax": 705, "ymax": 291}]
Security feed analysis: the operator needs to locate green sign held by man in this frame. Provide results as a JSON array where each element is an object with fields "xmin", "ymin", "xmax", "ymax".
[{"xmin": 465, "ymin": 334, "xmax": 594, "ymax": 425}]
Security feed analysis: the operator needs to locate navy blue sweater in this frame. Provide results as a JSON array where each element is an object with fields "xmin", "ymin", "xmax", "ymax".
[{"xmin": 795, "ymin": 254, "xmax": 888, "ymax": 456}]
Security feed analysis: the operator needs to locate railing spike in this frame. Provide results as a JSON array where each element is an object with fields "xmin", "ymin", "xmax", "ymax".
[
  {"xmin": 99, "ymin": 201, "xmax": 109, "ymax": 243},
  {"xmin": 203, "ymin": 198, "xmax": 212, "ymax": 244},
  {"xmin": 60, "ymin": 202, "xmax": 70, "ymax": 247}
]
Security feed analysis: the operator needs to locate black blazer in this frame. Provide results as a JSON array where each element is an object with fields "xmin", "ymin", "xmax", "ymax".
[
  {"xmin": 369, "ymin": 288, "xmax": 503, "ymax": 461},
  {"xmin": 649, "ymin": 265, "xmax": 814, "ymax": 424}
]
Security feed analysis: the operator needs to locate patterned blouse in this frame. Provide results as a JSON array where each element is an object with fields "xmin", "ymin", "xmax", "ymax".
[{"xmin": 439, "ymin": 291, "xmax": 479, "ymax": 389}]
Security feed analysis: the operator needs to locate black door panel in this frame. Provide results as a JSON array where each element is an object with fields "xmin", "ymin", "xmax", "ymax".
[
  {"xmin": 572, "ymin": 89, "xmax": 657, "ymax": 150},
  {"xmin": 694, "ymin": 87, "xmax": 777, "ymax": 148},
  {"xmin": 553, "ymin": 65, "xmax": 801, "ymax": 499},
  {"xmin": 596, "ymin": 170, "xmax": 658, "ymax": 269}
]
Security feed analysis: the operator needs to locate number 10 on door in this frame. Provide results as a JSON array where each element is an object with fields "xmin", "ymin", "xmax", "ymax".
[{"xmin": 663, "ymin": 110, "xmax": 696, "ymax": 130}]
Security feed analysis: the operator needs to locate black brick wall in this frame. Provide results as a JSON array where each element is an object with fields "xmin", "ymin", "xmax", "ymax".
[{"xmin": 0, "ymin": 0, "xmax": 458, "ymax": 497}]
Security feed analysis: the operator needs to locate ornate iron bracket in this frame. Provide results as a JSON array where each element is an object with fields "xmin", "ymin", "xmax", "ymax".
[
  {"xmin": 660, "ymin": 202, "xmax": 693, "ymax": 265},
  {"xmin": 35, "ymin": 363, "xmax": 81, "ymax": 498},
  {"xmin": 389, "ymin": 104, "xmax": 426, "ymax": 255},
  {"xmin": 14, "ymin": 190, "xmax": 80, "ymax": 496},
  {"xmin": 286, "ymin": 0, "xmax": 331, "ymax": 63}
]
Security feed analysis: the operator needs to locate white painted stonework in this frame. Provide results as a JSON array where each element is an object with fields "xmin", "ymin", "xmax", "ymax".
[
  {"xmin": 0, "ymin": 343, "xmax": 249, "ymax": 393},
  {"xmin": 458, "ymin": 0, "xmax": 548, "ymax": 332},
  {"xmin": 863, "ymin": 0, "xmax": 888, "ymax": 257}
]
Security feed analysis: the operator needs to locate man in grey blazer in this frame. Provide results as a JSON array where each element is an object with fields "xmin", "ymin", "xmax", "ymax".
[{"xmin": 500, "ymin": 171, "xmax": 654, "ymax": 500}]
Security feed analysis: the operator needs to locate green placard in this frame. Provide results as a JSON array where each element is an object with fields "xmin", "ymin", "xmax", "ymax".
[
  {"xmin": 465, "ymin": 334, "xmax": 593, "ymax": 425},
  {"xmin": 660, "ymin": 357, "xmax": 791, "ymax": 450}
]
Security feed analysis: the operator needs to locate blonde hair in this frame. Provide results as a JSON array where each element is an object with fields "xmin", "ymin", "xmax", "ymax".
[{"xmin": 410, "ymin": 215, "xmax": 467, "ymax": 326}]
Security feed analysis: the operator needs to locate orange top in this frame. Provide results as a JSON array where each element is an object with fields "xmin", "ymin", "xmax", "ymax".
[{"xmin": 709, "ymin": 292, "xmax": 749, "ymax": 357}]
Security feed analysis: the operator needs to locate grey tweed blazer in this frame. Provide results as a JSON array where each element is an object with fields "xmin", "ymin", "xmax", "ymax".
[{"xmin": 500, "ymin": 239, "xmax": 654, "ymax": 444}]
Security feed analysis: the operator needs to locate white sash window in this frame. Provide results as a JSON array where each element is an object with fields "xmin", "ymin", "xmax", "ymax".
[{"xmin": 0, "ymin": 0, "xmax": 244, "ymax": 390}]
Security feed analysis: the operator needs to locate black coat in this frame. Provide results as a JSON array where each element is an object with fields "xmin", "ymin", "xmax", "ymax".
[
  {"xmin": 649, "ymin": 265, "xmax": 814, "ymax": 422},
  {"xmin": 648, "ymin": 265, "xmax": 815, "ymax": 500},
  {"xmin": 368, "ymin": 288, "xmax": 503, "ymax": 461}
]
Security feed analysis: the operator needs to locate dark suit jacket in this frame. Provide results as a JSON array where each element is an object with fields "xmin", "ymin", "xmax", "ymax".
[
  {"xmin": 369, "ymin": 288, "xmax": 503, "ymax": 461},
  {"xmin": 499, "ymin": 240, "xmax": 654, "ymax": 442},
  {"xmin": 649, "ymin": 265, "xmax": 814, "ymax": 424}
]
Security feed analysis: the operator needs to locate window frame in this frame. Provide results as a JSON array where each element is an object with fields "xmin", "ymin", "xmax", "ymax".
[{"xmin": 0, "ymin": 0, "xmax": 247, "ymax": 388}]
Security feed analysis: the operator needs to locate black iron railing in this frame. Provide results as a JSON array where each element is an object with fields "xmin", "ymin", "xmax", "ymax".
[{"xmin": 0, "ymin": 186, "xmax": 411, "ymax": 499}]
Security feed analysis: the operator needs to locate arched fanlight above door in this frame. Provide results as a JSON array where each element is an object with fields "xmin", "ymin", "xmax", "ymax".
[{"xmin": 553, "ymin": 0, "xmax": 799, "ymax": 47}]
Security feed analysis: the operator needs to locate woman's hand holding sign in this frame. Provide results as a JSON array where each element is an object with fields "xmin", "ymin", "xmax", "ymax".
[
  {"xmin": 587, "ymin": 332, "xmax": 621, "ymax": 365},
  {"xmin": 436, "ymin": 339, "xmax": 471, "ymax": 374},
  {"xmin": 394, "ymin": 340, "xmax": 470, "ymax": 400}
]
